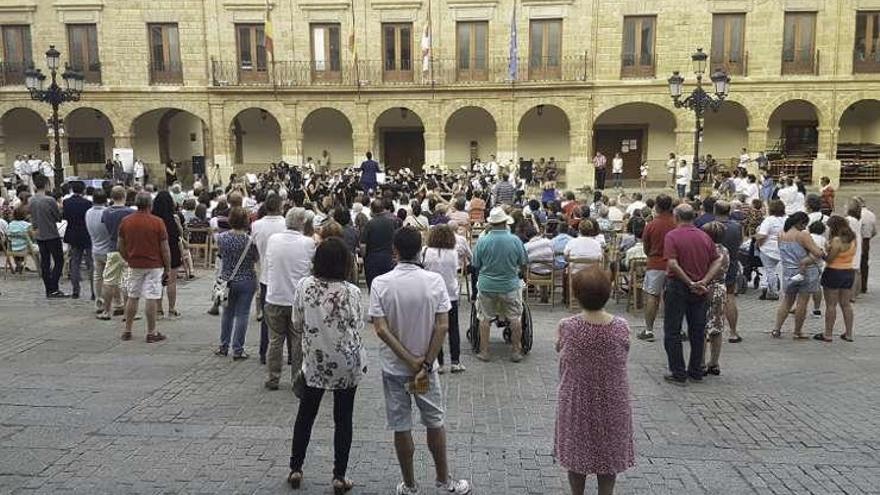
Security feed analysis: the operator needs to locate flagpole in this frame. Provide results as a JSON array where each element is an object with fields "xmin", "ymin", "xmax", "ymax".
[
  {"xmin": 266, "ymin": 0, "xmax": 276, "ymax": 93},
  {"xmin": 351, "ymin": 0, "xmax": 360, "ymax": 90}
]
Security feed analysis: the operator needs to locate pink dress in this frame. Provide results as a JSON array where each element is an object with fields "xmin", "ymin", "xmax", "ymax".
[{"xmin": 555, "ymin": 315, "xmax": 635, "ymax": 475}]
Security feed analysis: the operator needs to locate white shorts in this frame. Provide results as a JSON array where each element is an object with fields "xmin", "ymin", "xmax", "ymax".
[{"xmin": 127, "ymin": 268, "xmax": 164, "ymax": 300}]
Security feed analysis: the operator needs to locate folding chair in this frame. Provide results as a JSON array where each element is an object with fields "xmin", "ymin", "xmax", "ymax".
[{"xmin": 187, "ymin": 227, "xmax": 211, "ymax": 268}]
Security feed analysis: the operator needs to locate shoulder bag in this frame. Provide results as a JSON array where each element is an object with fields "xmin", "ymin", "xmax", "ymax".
[{"xmin": 211, "ymin": 234, "xmax": 253, "ymax": 307}]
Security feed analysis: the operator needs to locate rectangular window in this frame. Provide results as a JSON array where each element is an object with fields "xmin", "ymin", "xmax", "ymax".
[
  {"xmin": 621, "ymin": 16, "xmax": 655, "ymax": 78},
  {"xmin": 1, "ymin": 25, "xmax": 32, "ymax": 86},
  {"xmin": 854, "ymin": 11, "xmax": 880, "ymax": 73},
  {"xmin": 711, "ymin": 14, "xmax": 745, "ymax": 76},
  {"xmin": 236, "ymin": 24, "xmax": 268, "ymax": 83},
  {"xmin": 528, "ymin": 19, "xmax": 562, "ymax": 80},
  {"xmin": 311, "ymin": 24, "xmax": 341, "ymax": 82},
  {"xmin": 67, "ymin": 24, "xmax": 101, "ymax": 84},
  {"xmin": 148, "ymin": 23, "xmax": 182, "ymax": 84},
  {"xmin": 382, "ymin": 23, "xmax": 413, "ymax": 82},
  {"xmin": 782, "ymin": 12, "xmax": 816, "ymax": 75},
  {"xmin": 456, "ymin": 21, "xmax": 488, "ymax": 81}
]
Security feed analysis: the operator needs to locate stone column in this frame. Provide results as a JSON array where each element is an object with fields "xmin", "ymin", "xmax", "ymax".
[
  {"xmin": 209, "ymin": 103, "xmax": 232, "ymax": 188},
  {"xmin": 496, "ymin": 98, "xmax": 517, "ymax": 169},
  {"xmin": 282, "ymin": 103, "xmax": 301, "ymax": 165},
  {"xmin": 424, "ymin": 101, "xmax": 444, "ymax": 169},
  {"xmin": 675, "ymin": 127, "xmax": 696, "ymax": 163},
  {"xmin": 0, "ymin": 120, "xmax": 5, "ymax": 177},
  {"xmin": 747, "ymin": 127, "xmax": 769, "ymax": 155},
  {"xmin": 813, "ymin": 126, "xmax": 841, "ymax": 186},
  {"xmin": 566, "ymin": 128, "xmax": 593, "ymax": 192},
  {"xmin": 352, "ymin": 102, "xmax": 371, "ymax": 167}
]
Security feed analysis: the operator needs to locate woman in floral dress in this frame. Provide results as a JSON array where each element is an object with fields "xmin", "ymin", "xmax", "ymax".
[
  {"xmin": 288, "ymin": 238, "xmax": 366, "ymax": 494},
  {"xmin": 555, "ymin": 267, "xmax": 634, "ymax": 495},
  {"xmin": 702, "ymin": 221, "xmax": 730, "ymax": 376}
]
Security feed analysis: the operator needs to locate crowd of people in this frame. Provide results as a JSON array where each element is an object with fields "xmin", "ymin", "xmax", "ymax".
[{"xmin": 0, "ymin": 149, "xmax": 876, "ymax": 495}]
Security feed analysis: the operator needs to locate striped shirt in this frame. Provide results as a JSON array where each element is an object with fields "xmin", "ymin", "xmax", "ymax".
[{"xmin": 493, "ymin": 180, "xmax": 516, "ymax": 205}]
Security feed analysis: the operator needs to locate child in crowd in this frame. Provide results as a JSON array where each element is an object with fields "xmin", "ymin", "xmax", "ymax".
[{"xmin": 809, "ymin": 220, "xmax": 828, "ymax": 318}]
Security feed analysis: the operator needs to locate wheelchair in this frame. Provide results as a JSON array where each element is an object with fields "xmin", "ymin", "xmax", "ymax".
[{"xmin": 465, "ymin": 294, "xmax": 534, "ymax": 355}]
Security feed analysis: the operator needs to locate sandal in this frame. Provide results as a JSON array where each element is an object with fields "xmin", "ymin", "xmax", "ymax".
[
  {"xmin": 792, "ymin": 333, "xmax": 810, "ymax": 340},
  {"xmin": 812, "ymin": 333, "xmax": 832, "ymax": 343},
  {"xmin": 287, "ymin": 471, "xmax": 303, "ymax": 489},
  {"xmin": 728, "ymin": 336, "xmax": 742, "ymax": 344},
  {"xmin": 333, "ymin": 478, "xmax": 354, "ymax": 494},
  {"xmin": 840, "ymin": 335, "xmax": 854, "ymax": 342},
  {"xmin": 167, "ymin": 309, "xmax": 181, "ymax": 319}
]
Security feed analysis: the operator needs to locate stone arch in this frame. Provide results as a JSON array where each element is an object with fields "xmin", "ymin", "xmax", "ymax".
[
  {"xmin": 444, "ymin": 106, "xmax": 498, "ymax": 169},
  {"xmin": 703, "ymin": 100, "xmax": 751, "ymax": 164},
  {"xmin": 64, "ymin": 107, "xmax": 116, "ymax": 175},
  {"xmin": 373, "ymin": 106, "xmax": 426, "ymax": 171},
  {"xmin": 761, "ymin": 93, "xmax": 827, "ymax": 129},
  {"xmin": 1, "ymin": 107, "xmax": 48, "ymax": 166},
  {"xmin": 836, "ymin": 99, "xmax": 880, "ymax": 181},
  {"xmin": 229, "ymin": 107, "xmax": 282, "ymax": 166},
  {"xmin": 301, "ymin": 107, "xmax": 354, "ymax": 170},
  {"xmin": 517, "ymin": 104, "xmax": 571, "ymax": 169},
  {"xmin": 593, "ymin": 102, "xmax": 677, "ymax": 181},
  {"xmin": 131, "ymin": 108, "xmax": 208, "ymax": 185},
  {"xmin": 766, "ymin": 99, "xmax": 821, "ymax": 158}
]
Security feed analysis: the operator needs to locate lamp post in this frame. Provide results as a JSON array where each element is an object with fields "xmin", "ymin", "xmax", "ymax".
[
  {"xmin": 667, "ymin": 48, "xmax": 730, "ymax": 196},
  {"xmin": 24, "ymin": 45, "xmax": 84, "ymax": 190}
]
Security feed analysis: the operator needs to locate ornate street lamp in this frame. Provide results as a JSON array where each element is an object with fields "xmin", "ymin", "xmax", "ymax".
[
  {"xmin": 24, "ymin": 45, "xmax": 84, "ymax": 189},
  {"xmin": 667, "ymin": 48, "xmax": 730, "ymax": 196}
]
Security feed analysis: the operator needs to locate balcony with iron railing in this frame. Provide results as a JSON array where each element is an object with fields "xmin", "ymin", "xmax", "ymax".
[
  {"xmin": 0, "ymin": 61, "xmax": 30, "ymax": 87},
  {"xmin": 210, "ymin": 55, "xmax": 588, "ymax": 88},
  {"xmin": 150, "ymin": 59, "xmax": 184, "ymax": 85}
]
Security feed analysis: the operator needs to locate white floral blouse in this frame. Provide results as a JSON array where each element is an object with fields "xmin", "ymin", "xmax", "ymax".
[{"xmin": 292, "ymin": 276, "xmax": 367, "ymax": 390}]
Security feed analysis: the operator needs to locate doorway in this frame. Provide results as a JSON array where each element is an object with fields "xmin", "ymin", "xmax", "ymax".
[
  {"xmin": 382, "ymin": 131, "xmax": 425, "ymax": 172},
  {"xmin": 594, "ymin": 128, "xmax": 645, "ymax": 179}
]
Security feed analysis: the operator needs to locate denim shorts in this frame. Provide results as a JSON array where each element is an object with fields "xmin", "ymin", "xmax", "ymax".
[{"xmin": 382, "ymin": 372, "xmax": 444, "ymax": 432}]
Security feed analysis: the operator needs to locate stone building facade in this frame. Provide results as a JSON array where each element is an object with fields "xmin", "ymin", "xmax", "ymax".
[{"xmin": 3, "ymin": 0, "xmax": 880, "ymax": 188}]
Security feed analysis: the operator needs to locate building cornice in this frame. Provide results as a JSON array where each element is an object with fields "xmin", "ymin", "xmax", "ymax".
[
  {"xmin": 223, "ymin": 0, "xmax": 276, "ymax": 10},
  {"xmin": 0, "ymin": 2, "xmax": 36, "ymax": 13},
  {"xmin": 298, "ymin": 0, "xmax": 351, "ymax": 10},
  {"xmin": 52, "ymin": 0, "xmax": 104, "ymax": 11}
]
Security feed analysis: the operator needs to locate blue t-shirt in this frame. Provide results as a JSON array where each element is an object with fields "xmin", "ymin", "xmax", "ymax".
[{"xmin": 473, "ymin": 229, "xmax": 528, "ymax": 294}]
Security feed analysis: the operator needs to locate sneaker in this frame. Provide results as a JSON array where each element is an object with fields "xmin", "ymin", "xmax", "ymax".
[
  {"xmin": 232, "ymin": 352, "xmax": 249, "ymax": 361},
  {"xmin": 435, "ymin": 477, "xmax": 471, "ymax": 494},
  {"xmin": 450, "ymin": 363, "xmax": 467, "ymax": 373},
  {"xmin": 145, "ymin": 332, "xmax": 167, "ymax": 343},
  {"xmin": 96, "ymin": 311, "xmax": 112, "ymax": 321},
  {"xmin": 637, "ymin": 330, "xmax": 655, "ymax": 342},
  {"xmin": 396, "ymin": 481, "xmax": 420, "ymax": 495},
  {"xmin": 475, "ymin": 353, "xmax": 491, "ymax": 362},
  {"xmin": 47, "ymin": 291, "xmax": 70, "ymax": 299},
  {"xmin": 510, "ymin": 352, "xmax": 524, "ymax": 363},
  {"xmin": 812, "ymin": 309, "xmax": 822, "ymax": 319},
  {"xmin": 437, "ymin": 365, "xmax": 448, "ymax": 375}
]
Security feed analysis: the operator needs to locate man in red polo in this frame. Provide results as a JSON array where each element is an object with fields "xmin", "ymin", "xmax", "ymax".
[
  {"xmin": 639, "ymin": 194, "xmax": 676, "ymax": 342},
  {"xmin": 662, "ymin": 204, "xmax": 724, "ymax": 385},
  {"xmin": 118, "ymin": 192, "xmax": 171, "ymax": 343}
]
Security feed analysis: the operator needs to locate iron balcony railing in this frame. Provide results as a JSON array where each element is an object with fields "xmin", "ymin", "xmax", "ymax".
[
  {"xmin": 0, "ymin": 61, "xmax": 30, "ymax": 86},
  {"xmin": 211, "ymin": 55, "xmax": 588, "ymax": 88}
]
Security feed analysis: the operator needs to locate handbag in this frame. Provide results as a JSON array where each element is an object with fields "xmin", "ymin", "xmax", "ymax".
[
  {"xmin": 212, "ymin": 235, "xmax": 253, "ymax": 307},
  {"xmin": 292, "ymin": 371, "xmax": 306, "ymax": 399}
]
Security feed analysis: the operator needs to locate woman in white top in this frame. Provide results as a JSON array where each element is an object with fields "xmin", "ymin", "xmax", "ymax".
[
  {"xmin": 403, "ymin": 201, "xmax": 429, "ymax": 230},
  {"xmin": 755, "ymin": 199, "xmax": 787, "ymax": 300},
  {"xmin": 289, "ymin": 238, "xmax": 366, "ymax": 493},
  {"xmin": 611, "ymin": 153, "xmax": 625, "ymax": 189},
  {"xmin": 564, "ymin": 219, "xmax": 605, "ymax": 270},
  {"xmin": 422, "ymin": 224, "xmax": 464, "ymax": 373}
]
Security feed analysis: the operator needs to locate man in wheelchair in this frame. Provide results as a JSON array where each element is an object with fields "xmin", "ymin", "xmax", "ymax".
[{"xmin": 472, "ymin": 207, "xmax": 529, "ymax": 362}]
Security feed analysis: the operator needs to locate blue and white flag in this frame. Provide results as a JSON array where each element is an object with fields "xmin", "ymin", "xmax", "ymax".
[{"xmin": 508, "ymin": 4, "xmax": 518, "ymax": 81}]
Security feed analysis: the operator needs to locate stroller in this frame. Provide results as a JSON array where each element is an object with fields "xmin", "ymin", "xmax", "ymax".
[{"xmin": 736, "ymin": 238, "xmax": 762, "ymax": 294}]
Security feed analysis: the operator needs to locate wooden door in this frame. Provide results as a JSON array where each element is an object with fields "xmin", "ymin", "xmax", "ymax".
[
  {"xmin": 594, "ymin": 128, "xmax": 644, "ymax": 179},
  {"xmin": 383, "ymin": 131, "xmax": 425, "ymax": 172}
]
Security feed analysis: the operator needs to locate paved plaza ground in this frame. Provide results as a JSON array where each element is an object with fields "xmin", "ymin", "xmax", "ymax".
[{"xmin": 1, "ymin": 195, "xmax": 880, "ymax": 494}]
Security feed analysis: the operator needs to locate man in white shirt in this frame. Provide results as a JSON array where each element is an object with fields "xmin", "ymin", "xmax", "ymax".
[
  {"xmin": 738, "ymin": 148, "xmax": 750, "ymax": 171},
  {"xmin": 369, "ymin": 226, "xmax": 471, "ymax": 495},
  {"xmin": 122, "ymin": 156, "xmax": 135, "ymax": 186},
  {"xmin": 625, "ymin": 193, "xmax": 647, "ymax": 216},
  {"xmin": 250, "ymin": 193, "xmax": 288, "ymax": 366},
  {"xmin": 40, "ymin": 159, "xmax": 54, "ymax": 191},
  {"xmin": 263, "ymin": 207, "xmax": 316, "ymax": 391},
  {"xmin": 134, "ymin": 159, "xmax": 145, "ymax": 186},
  {"xmin": 855, "ymin": 197, "xmax": 877, "ymax": 294},
  {"xmin": 777, "ymin": 178, "xmax": 802, "ymax": 215},
  {"xmin": 486, "ymin": 154, "xmax": 499, "ymax": 176}
]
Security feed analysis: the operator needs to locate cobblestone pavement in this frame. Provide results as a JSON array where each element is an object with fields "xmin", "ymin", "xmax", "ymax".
[{"xmin": 2, "ymin": 205, "xmax": 880, "ymax": 494}]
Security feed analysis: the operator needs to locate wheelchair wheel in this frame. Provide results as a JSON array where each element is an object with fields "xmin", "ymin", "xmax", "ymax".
[
  {"xmin": 466, "ymin": 304, "xmax": 480, "ymax": 352},
  {"xmin": 521, "ymin": 304, "xmax": 533, "ymax": 354}
]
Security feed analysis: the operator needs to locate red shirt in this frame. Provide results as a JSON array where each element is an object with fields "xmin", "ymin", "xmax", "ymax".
[
  {"xmin": 663, "ymin": 224, "xmax": 719, "ymax": 282},
  {"xmin": 642, "ymin": 212, "xmax": 676, "ymax": 270},
  {"xmin": 119, "ymin": 211, "xmax": 168, "ymax": 269}
]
